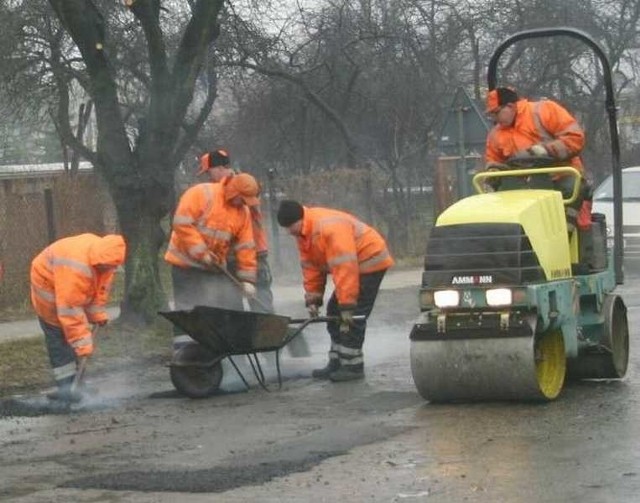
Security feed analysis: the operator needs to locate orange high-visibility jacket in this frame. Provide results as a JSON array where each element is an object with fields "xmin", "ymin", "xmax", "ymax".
[
  {"xmin": 485, "ymin": 99, "xmax": 585, "ymax": 171},
  {"xmin": 164, "ymin": 178, "xmax": 257, "ymax": 282},
  {"xmin": 296, "ymin": 207, "xmax": 394, "ymax": 308},
  {"xmin": 30, "ymin": 233, "xmax": 126, "ymax": 356}
]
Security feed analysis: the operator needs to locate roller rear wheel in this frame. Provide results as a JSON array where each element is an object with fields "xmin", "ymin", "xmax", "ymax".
[{"xmin": 568, "ymin": 294, "xmax": 629, "ymax": 379}]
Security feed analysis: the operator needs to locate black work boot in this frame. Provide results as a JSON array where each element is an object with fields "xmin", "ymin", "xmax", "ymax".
[
  {"xmin": 311, "ymin": 359, "xmax": 340, "ymax": 379},
  {"xmin": 329, "ymin": 364, "xmax": 364, "ymax": 382}
]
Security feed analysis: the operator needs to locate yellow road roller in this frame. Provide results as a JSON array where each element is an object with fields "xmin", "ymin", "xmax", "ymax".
[{"xmin": 410, "ymin": 28, "xmax": 629, "ymax": 402}]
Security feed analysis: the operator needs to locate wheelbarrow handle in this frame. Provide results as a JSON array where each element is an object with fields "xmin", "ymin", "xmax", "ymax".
[
  {"xmin": 287, "ymin": 315, "xmax": 366, "ymax": 324},
  {"xmin": 282, "ymin": 315, "xmax": 367, "ymax": 347}
]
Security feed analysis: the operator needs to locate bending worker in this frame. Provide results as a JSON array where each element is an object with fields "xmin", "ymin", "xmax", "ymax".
[
  {"xmin": 30, "ymin": 233, "xmax": 126, "ymax": 399},
  {"xmin": 164, "ymin": 172, "xmax": 259, "ymax": 351},
  {"xmin": 197, "ymin": 149, "xmax": 274, "ymax": 312},
  {"xmin": 277, "ymin": 200, "xmax": 394, "ymax": 382},
  {"xmin": 485, "ymin": 86, "xmax": 591, "ymax": 231}
]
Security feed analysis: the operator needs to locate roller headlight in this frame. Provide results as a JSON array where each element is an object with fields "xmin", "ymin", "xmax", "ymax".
[
  {"xmin": 485, "ymin": 288, "xmax": 512, "ymax": 307},
  {"xmin": 434, "ymin": 290, "xmax": 460, "ymax": 308}
]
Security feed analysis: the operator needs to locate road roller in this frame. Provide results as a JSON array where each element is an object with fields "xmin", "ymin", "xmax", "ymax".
[{"xmin": 410, "ymin": 27, "xmax": 629, "ymax": 402}]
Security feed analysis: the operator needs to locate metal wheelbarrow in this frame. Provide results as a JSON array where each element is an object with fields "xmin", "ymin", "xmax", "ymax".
[{"xmin": 159, "ymin": 306, "xmax": 352, "ymax": 398}]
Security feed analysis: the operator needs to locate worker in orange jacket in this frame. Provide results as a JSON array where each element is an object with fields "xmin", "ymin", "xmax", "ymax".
[
  {"xmin": 164, "ymin": 172, "xmax": 259, "ymax": 351},
  {"xmin": 484, "ymin": 86, "xmax": 591, "ymax": 231},
  {"xmin": 30, "ymin": 233, "xmax": 126, "ymax": 399},
  {"xmin": 277, "ymin": 200, "xmax": 394, "ymax": 382},
  {"xmin": 197, "ymin": 149, "xmax": 274, "ymax": 312}
]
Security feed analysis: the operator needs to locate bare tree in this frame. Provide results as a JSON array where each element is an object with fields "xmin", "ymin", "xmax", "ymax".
[{"xmin": 39, "ymin": 0, "xmax": 224, "ymax": 323}]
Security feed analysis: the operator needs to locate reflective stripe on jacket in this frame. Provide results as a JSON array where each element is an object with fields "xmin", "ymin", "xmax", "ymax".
[
  {"xmin": 30, "ymin": 233, "xmax": 126, "ymax": 354},
  {"xmin": 164, "ymin": 178, "xmax": 257, "ymax": 282},
  {"xmin": 485, "ymin": 99, "xmax": 585, "ymax": 171},
  {"xmin": 296, "ymin": 207, "xmax": 394, "ymax": 308}
]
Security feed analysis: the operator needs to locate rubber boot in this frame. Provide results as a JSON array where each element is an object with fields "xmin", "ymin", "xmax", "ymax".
[
  {"xmin": 311, "ymin": 359, "xmax": 340, "ymax": 379},
  {"xmin": 329, "ymin": 363, "xmax": 364, "ymax": 382}
]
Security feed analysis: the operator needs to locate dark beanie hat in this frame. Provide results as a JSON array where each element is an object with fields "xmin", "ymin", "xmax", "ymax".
[
  {"xmin": 277, "ymin": 200, "xmax": 304, "ymax": 227},
  {"xmin": 211, "ymin": 149, "xmax": 230, "ymax": 167},
  {"xmin": 485, "ymin": 87, "xmax": 519, "ymax": 113}
]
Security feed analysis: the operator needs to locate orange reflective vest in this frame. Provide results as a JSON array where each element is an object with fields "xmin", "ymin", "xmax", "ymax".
[
  {"xmin": 30, "ymin": 233, "xmax": 126, "ymax": 356},
  {"xmin": 485, "ymin": 99, "xmax": 585, "ymax": 171},
  {"xmin": 164, "ymin": 178, "xmax": 257, "ymax": 282},
  {"xmin": 295, "ymin": 207, "xmax": 394, "ymax": 308}
]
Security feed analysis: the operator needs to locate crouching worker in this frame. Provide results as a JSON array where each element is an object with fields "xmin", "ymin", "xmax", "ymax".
[
  {"xmin": 30, "ymin": 233, "xmax": 127, "ymax": 400},
  {"xmin": 277, "ymin": 200, "xmax": 394, "ymax": 382}
]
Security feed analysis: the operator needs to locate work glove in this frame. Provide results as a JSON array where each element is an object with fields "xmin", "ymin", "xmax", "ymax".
[
  {"xmin": 339, "ymin": 309, "xmax": 355, "ymax": 335},
  {"xmin": 304, "ymin": 293, "xmax": 323, "ymax": 318},
  {"xmin": 74, "ymin": 338, "xmax": 94, "ymax": 358},
  {"xmin": 201, "ymin": 252, "xmax": 221, "ymax": 268},
  {"xmin": 241, "ymin": 282, "xmax": 257, "ymax": 298},
  {"xmin": 484, "ymin": 165, "xmax": 504, "ymax": 191},
  {"xmin": 307, "ymin": 304, "xmax": 320, "ymax": 318},
  {"xmin": 528, "ymin": 144, "xmax": 548, "ymax": 157}
]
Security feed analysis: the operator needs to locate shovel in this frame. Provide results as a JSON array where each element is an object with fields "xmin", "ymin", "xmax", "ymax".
[
  {"xmin": 48, "ymin": 326, "xmax": 98, "ymax": 404},
  {"xmin": 211, "ymin": 262, "xmax": 312, "ymax": 357},
  {"xmin": 69, "ymin": 356, "xmax": 89, "ymax": 396}
]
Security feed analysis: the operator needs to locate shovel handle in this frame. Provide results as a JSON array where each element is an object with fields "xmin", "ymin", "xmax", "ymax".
[
  {"xmin": 69, "ymin": 324, "xmax": 99, "ymax": 393},
  {"xmin": 70, "ymin": 356, "xmax": 89, "ymax": 393},
  {"xmin": 210, "ymin": 262, "xmax": 272, "ymax": 313}
]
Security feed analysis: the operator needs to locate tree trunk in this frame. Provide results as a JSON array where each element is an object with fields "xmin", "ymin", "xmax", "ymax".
[{"xmin": 113, "ymin": 189, "xmax": 168, "ymax": 326}]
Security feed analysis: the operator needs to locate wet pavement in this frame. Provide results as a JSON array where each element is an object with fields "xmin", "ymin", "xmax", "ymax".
[{"xmin": 0, "ymin": 268, "xmax": 639, "ymax": 501}]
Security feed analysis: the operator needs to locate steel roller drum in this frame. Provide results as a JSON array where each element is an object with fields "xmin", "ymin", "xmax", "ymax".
[{"xmin": 410, "ymin": 330, "xmax": 566, "ymax": 402}]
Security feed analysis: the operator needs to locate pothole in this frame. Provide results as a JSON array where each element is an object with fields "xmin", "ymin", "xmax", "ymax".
[{"xmin": 61, "ymin": 451, "xmax": 345, "ymax": 493}]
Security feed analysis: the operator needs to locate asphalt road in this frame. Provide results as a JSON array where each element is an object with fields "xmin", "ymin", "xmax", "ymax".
[{"xmin": 0, "ymin": 268, "xmax": 639, "ymax": 502}]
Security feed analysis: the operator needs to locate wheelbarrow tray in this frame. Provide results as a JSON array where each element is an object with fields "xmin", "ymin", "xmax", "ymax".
[{"xmin": 159, "ymin": 306, "xmax": 293, "ymax": 355}]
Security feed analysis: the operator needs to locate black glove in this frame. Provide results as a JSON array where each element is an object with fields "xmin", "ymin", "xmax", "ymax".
[{"xmin": 484, "ymin": 164, "xmax": 507, "ymax": 191}]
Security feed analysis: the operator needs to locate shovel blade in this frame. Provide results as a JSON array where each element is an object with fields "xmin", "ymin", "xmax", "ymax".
[{"xmin": 286, "ymin": 331, "xmax": 312, "ymax": 358}]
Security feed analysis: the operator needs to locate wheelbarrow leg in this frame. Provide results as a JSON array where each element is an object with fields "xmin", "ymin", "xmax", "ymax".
[
  {"xmin": 226, "ymin": 355, "xmax": 251, "ymax": 391},
  {"xmin": 276, "ymin": 349, "xmax": 282, "ymax": 389},
  {"xmin": 247, "ymin": 353, "xmax": 270, "ymax": 392}
]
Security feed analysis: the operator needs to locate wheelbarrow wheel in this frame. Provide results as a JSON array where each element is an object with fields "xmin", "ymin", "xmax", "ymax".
[
  {"xmin": 169, "ymin": 343, "xmax": 224, "ymax": 398},
  {"xmin": 170, "ymin": 363, "xmax": 223, "ymax": 398}
]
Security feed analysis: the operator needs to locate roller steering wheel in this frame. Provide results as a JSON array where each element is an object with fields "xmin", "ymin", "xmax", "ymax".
[{"xmin": 504, "ymin": 153, "xmax": 559, "ymax": 169}]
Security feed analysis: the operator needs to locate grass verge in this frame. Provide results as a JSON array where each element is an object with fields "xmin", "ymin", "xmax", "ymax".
[{"xmin": 0, "ymin": 320, "xmax": 172, "ymax": 399}]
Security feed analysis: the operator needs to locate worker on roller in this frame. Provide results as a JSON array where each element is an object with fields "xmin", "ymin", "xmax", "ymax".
[
  {"xmin": 277, "ymin": 200, "xmax": 394, "ymax": 382},
  {"xmin": 30, "ymin": 233, "xmax": 126, "ymax": 400},
  {"xmin": 197, "ymin": 149, "xmax": 273, "ymax": 313},
  {"xmin": 484, "ymin": 86, "xmax": 592, "ymax": 232},
  {"xmin": 164, "ymin": 171, "xmax": 259, "ymax": 352}
]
